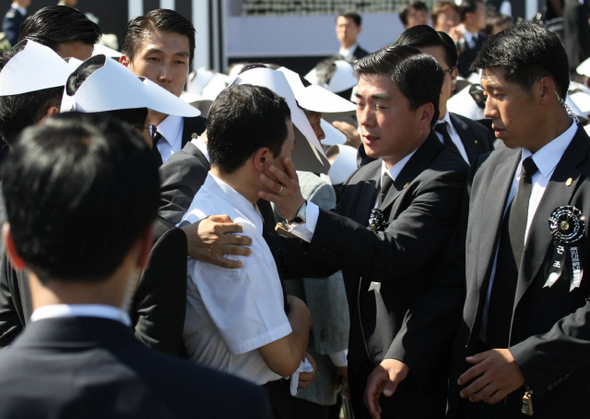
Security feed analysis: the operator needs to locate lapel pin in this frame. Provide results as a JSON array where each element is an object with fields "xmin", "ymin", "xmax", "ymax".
[
  {"xmin": 404, "ymin": 182, "xmax": 410, "ymax": 189},
  {"xmin": 566, "ymin": 178, "xmax": 573, "ymax": 186},
  {"xmin": 474, "ymin": 140, "xmax": 479, "ymax": 144},
  {"xmin": 191, "ymin": 133, "xmax": 198, "ymax": 139}
]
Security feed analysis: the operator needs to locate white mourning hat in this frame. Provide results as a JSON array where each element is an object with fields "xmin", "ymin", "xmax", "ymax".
[
  {"xmin": 61, "ymin": 54, "xmax": 199, "ymax": 117},
  {"xmin": 0, "ymin": 40, "xmax": 72, "ymax": 96},
  {"xmin": 232, "ymin": 67, "xmax": 330, "ymax": 174},
  {"xmin": 277, "ymin": 66, "xmax": 356, "ymax": 114},
  {"xmin": 576, "ymin": 57, "xmax": 590, "ymax": 79},
  {"xmin": 319, "ymin": 119, "xmax": 348, "ymax": 146},
  {"xmin": 305, "ymin": 59, "xmax": 357, "ymax": 94},
  {"xmin": 92, "ymin": 43, "xmax": 122, "ymax": 59},
  {"xmin": 326, "ymin": 144, "xmax": 359, "ymax": 185}
]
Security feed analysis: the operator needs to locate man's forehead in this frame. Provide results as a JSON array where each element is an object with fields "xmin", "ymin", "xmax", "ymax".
[
  {"xmin": 137, "ymin": 29, "xmax": 189, "ymax": 53},
  {"xmin": 480, "ymin": 67, "xmax": 507, "ymax": 86}
]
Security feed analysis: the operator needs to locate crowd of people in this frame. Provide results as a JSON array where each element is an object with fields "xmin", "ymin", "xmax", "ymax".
[{"xmin": 0, "ymin": 2, "xmax": 589, "ymax": 419}]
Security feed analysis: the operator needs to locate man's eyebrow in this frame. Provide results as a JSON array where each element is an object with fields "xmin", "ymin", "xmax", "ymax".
[
  {"xmin": 144, "ymin": 48, "xmax": 189, "ymax": 57},
  {"xmin": 355, "ymin": 93, "xmax": 390, "ymax": 101}
]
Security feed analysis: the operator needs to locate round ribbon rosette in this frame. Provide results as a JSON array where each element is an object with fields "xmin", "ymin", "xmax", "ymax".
[{"xmin": 548, "ymin": 205, "xmax": 586, "ymax": 244}]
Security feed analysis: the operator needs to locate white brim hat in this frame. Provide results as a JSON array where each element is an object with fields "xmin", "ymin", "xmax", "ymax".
[
  {"xmin": 61, "ymin": 54, "xmax": 199, "ymax": 117},
  {"xmin": 326, "ymin": 144, "xmax": 358, "ymax": 185},
  {"xmin": 232, "ymin": 67, "xmax": 330, "ymax": 174},
  {"xmin": 277, "ymin": 66, "xmax": 356, "ymax": 113},
  {"xmin": 0, "ymin": 40, "xmax": 72, "ymax": 96},
  {"xmin": 320, "ymin": 119, "xmax": 348, "ymax": 146},
  {"xmin": 305, "ymin": 59, "xmax": 357, "ymax": 94}
]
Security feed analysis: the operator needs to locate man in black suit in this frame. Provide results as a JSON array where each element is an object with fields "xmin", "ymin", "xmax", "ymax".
[
  {"xmin": 2, "ymin": 0, "xmax": 29, "ymax": 47},
  {"xmin": 0, "ymin": 112, "xmax": 272, "ymax": 419},
  {"xmin": 263, "ymin": 46, "xmax": 468, "ymax": 419},
  {"xmin": 335, "ymin": 12, "xmax": 369, "ymax": 63},
  {"xmin": 121, "ymin": 9, "xmax": 207, "ymax": 166},
  {"xmin": 457, "ymin": 0, "xmax": 487, "ymax": 78},
  {"xmin": 448, "ymin": 23, "xmax": 590, "ymax": 419},
  {"xmin": 394, "ymin": 25, "xmax": 493, "ymax": 166}
]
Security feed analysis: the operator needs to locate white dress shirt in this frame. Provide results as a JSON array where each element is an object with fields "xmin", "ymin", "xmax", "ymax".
[
  {"xmin": 154, "ymin": 114, "xmax": 184, "ymax": 164},
  {"xmin": 436, "ymin": 111, "xmax": 471, "ymax": 165},
  {"xmin": 181, "ymin": 173, "xmax": 291, "ymax": 385},
  {"xmin": 339, "ymin": 43, "xmax": 358, "ymax": 62},
  {"xmin": 482, "ymin": 120, "xmax": 578, "ymax": 338},
  {"xmin": 31, "ymin": 304, "xmax": 131, "ymax": 326}
]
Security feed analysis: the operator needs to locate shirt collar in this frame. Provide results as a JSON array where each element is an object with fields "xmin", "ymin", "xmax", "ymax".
[
  {"xmin": 522, "ymin": 119, "xmax": 577, "ymax": 178},
  {"xmin": 12, "ymin": 3, "xmax": 26, "ymax": 14},
  {"xmin": 438, "ymin": 111, "xmax": 457, "ymax": 136},
  {"xmin": 191, "ymin": 135, "xmax": 210, "ymax": 162},
  {"xmin": 339, "ymin": 43, "xmax": 358, "ymax": 60},
  {"xmin": 31, "ymin": 304, "xmax": 132, "ymax": 326},
  {"xmin": 381, "ymin": 148, "xmax": 417, "ymax": 182},
  {"xmin": 156, "ymin": 114, "xmax": 183, "ymax": 150},
  {"xmin": 209, "ymin": 173, "xmax": 263, "ymax": 234}
]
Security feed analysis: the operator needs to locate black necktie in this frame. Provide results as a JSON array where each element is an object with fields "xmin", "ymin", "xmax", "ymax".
[
  {"xmin": 379, "ymin": 173, "xmax": 394, "ymax": 208},
  {"xmin": 486, "ymin": 157, "xmax": 538, "ymax": 348},
  {"xmin": 434, "ymin": 122, "xmax": 461, "ymax": 156},
  {"xmin": 151, "ymin": 127, "xmax": 163, "ymax": 167}
]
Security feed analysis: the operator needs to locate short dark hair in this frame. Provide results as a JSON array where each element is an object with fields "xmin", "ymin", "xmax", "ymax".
[
  {"xmin": 472, "ymin": 22, "xmax": 569, "ymax": 98},
  {"xmin": 394, "ymin": 25, "xmax": 458, "ymax": 69},
  {"xmin": 337, "ymin": 12, "xmax": 362, "ymax": 26},
  {"xmin": 0, "ymin": 45, "xmax": 63, "ymax": 144},
  {"xmin": 18, "ymin": 6, "xmax": 101, "ymax": 50},
  {"xmin": 121, "ymin": 9, "xmax": 196, "ymax": 64},
  {"xmin": 207, "ymin": 84, "xmax": 291, "ymax": 174},
  {"xmin": 460, "ymin": 0, "xmax": 483, "ymax": 22},
  {"xmin": 1, "ymin": 113, "xmax": 159, "ymax": 283},
  {"xmin": 399, "ymin": 1, "xmax": 429, "ymax": 26},
  {"xmin": 354, "ymin": 45, "xmax": 443, "ymax": 127}
]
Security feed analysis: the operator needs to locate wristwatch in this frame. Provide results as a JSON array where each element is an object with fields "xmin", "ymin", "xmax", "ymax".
[{"xmin": 288, "ymin": 201, "xmax": 307, "ymax": 225}]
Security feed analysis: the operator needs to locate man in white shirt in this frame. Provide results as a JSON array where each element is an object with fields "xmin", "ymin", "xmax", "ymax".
[
  {"xmin": 181, "ymin": 84, "xmax": 313, "ymax": 419},
  {"xmin": 0, "ymin": 112, "xmax": 272, "ymax": 419},
  {"xmin": 121, "ymin": 9, "xmax": 206, "ymax": 166}
]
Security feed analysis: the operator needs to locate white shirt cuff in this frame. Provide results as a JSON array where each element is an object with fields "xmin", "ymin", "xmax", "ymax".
[
  {"xmin": 286, "ymin": 200, "xmax": 319, "ymax": 243},
  {"xmin": 329, "ymin": 350, "xmax": 348, "ymax": 367}
]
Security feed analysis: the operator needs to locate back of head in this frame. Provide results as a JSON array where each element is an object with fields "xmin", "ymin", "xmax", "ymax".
[
  {"xmin": 121, "ymin": 8, "xmax": 196, "ymax": 64},
  {"xmin": 1, "ymin": 113, "xmax": 160, "ymax": 284},
  {"xmin": 399, "ymin": 1, "xmax": 428, "ymax": 26},
  {"xmin": 207, "ymin": 84, "xmax": 291, "ymax": 174},
  {"xmin": 18, "ymin": 6, "xmax": 101, "ymax": 51},
  {"xmin": 472, "ymin": 22, "xmax": 569, "ymax": 99},
  {"xmin": 354, "ymin": 45, "xmax": 443, "ymax": 126},
  {"xmin": 337, "ymin": 11, "xmax": 362, "ymax": 26},
  {"xmin": 394, "ymin": 24, "xmax": 458, "ymax": 69},
  {"xmin": 0, "ymin": 46, "xmax": 63, "ymax": 144}
]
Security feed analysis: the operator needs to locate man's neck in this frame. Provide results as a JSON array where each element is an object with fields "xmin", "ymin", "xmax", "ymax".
[
  {"xmin": 148, "ymin": 110, "xmax": 169, "ymax": 127},
  {"xmin": 210, "ymin": 166, "xmax": 259, "ymax": 205},
  {"xmin": 341, "ymin": 40, "xmax": 356, "ymax": 50}
]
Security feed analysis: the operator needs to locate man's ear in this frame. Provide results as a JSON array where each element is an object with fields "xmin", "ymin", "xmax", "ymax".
[
  {"xmin": 538, "ymin": 77, "xmax": 557, "ymax": 105},
  {"xmin": 450, "ymin": 68, "xmax": 459, "ymax": 92},
  {"xmin": 39, "ymin": 105, "xmax": 60, "ymax": 125},
  {"xmin": 120, "ymin": 55, "xmax": 130, "ymax": 68},
  {"xmin": 2, "ymin": 224, "xmax": 26, "ymax": 271},
  {"xmin": 253, "ymin": 147, "xmax": 272, "ymax": 172},
  {"xmin": 419, "ymin": 102, "xmax": 436, "ymax": 130}
]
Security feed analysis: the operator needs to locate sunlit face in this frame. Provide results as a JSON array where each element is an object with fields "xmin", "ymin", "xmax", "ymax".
[
  {"xmin": 305, "ymin": 111, "xmax": 325, "ymax": 141},
  {"xmin": 434, "ymin": 9, "xmax": 460, "ymax": 33},
  {"xmin": 356, "ymin": 74, "xmax": 429, "ymax": 168},
  {"xmin": 336, "ymin": 16, "xmax": 361, "ymax": 49},
  {"xmin": 54, "ymin": 40, "xmax": 93, "ymax": 60},
  {"xmin": 406, "ymin": 8, "xmax": 430, "ymax": 28},
  {"xmin": 480, "ymin": 67, "xmax": 540, "ymax": 150},
  {"xmin": 123, "ymin": 30, "xmax": 190, "ymax": 98},
  {"xmin": 420, "ymin": 45, "xmax": 457, "ymax": 119}
]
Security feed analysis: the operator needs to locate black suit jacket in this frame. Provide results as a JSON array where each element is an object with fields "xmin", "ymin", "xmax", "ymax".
[
  {"xmin": 449, "ymin": 112, "xmax": 494, "ymax": 165},
  {"xmin": 351, "ymin": 45, "xmax": 369, "ymax": 61},
  {"xmin": 298, "ymin": 132, "xmax": 468, "ymax": 418},
  {"xmin": 457, "ymin": 33, "xmax": 486, "ymax": 78},
  {"xmin": 181, "ymin": 115, "xmax": 207, "ymax": 147},
  {"xmin": 448, "ymin": 127, "xmax": 590, "ymax": 418},
  {"xmin": 0, "ymin": 316, "xmax": 272, "ymax": 418}
]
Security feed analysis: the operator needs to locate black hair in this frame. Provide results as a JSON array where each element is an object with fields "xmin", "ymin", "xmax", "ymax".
[
  {"xmin": 394, "ymin": 24, "xmax": 458, "ymax": 69},
  {"xmin": 0, "ymin": 44, "xmax": 63, "ymax": 144},
  {"xmin": 399, "ymin": 1, "xmax": 429, "ymax": 26},
  {"xmin": 18, "ymin": 6, "xmax": 101, "ymax": 51},
  {"xmin": 460, "ymin": 0, "xmax": 483, "ymax": 22},
  {"xmin": 337, "ymin": 12, "xmax": 362, "ymax": 26},
  {"xmin": 121, "ymin": 9, "xmax": 196, "ymax": 64},
  {"xmin": 485, "ymin": 13, "xmax": 513, "ymax": 36},
  {"xmin": 207, "ymin": 84, "xmax": 291, "ymax": 174},
  {"xmin": 472, "ymin": 22, "xmax": 569, "ymax": 98},
  {"xmin": 1, "ymin": 113, "xmax": 159, "ymax": 283},
  {"xmin": 354, "ymin": 45, "xmax": 443, "ymax": 127}
]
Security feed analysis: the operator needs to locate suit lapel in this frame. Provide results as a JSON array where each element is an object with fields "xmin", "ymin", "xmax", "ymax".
[
  {"xmin": 450, "ymin": 113, "xmax": 478, "ymax": 165},
  {"xmin": 516, "ymin": 127, "xmax": 590, "ymax": 305}
]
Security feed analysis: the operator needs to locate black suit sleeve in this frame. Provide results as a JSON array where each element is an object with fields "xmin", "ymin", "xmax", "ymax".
[{"xmin": 131, "ymin": 224, "xmax": 187, "ymax": 356}]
